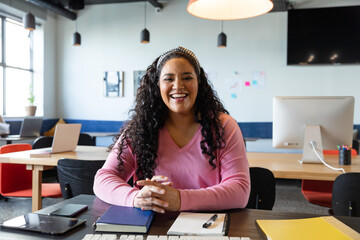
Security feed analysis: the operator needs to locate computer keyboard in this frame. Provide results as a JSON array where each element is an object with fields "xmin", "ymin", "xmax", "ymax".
[{"xmin": 82, "ymin": 235, "xmax": 251, "ymax": 240}]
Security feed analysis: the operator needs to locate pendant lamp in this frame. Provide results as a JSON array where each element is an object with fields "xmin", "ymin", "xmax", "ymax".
[
  {"xmin": 218, "ymin": 32, "xmax": 227, "ymax": 47},
  {"xmin": 140, "ymin": 1, "xmax": 150, "ymax": 43},
  {"xmin": 187, "ymin": 0, "xmax": 274, "ymax": 20},
  {"xmin": 73, "ymin": 32, "xmax": 81, "ymax": 46},
  {"xmin": 217, "ymin": 21, "xmax": 226, "ymax": 48},
  {"xmin": 23, "ymin": 12, "xmax": 35, "ymax": 31},
  {"xmin": 73, "ymin": 20, "xmax": 81, "ymax": 46}
]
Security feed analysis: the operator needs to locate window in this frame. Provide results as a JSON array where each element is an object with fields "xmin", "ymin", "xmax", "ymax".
[{"xmin": 0, "ymin": 16, "xmax": 34, "ymax": 116}]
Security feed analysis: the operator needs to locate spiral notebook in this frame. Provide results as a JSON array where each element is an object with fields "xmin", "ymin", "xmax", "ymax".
[{"xmin": 167, "ymin": 212, "xmax": 229, "ymax": 236}]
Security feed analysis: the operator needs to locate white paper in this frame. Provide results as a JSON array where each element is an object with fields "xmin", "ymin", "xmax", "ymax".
[
  {"xmin": 167, "ymin": 212, "xmax": 227, "ymax": 236},
  {"xmin": 252, "ymin": 71, "xmax": 266, "ymax": 89}
]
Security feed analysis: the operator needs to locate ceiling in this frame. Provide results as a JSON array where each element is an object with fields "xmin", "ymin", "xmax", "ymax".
[
  {"xmin": 27, "ymin": 0, "xmax": 360, "ymax": 21},
  {"xmin": 28, "ymin": 0, "xmax": 164, "ymax": 20}
]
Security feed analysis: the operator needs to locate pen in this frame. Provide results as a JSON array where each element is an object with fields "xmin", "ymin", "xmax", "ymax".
[{"xmin": 202, "ymin": 214, "xmax": 218, "ymax": 228}]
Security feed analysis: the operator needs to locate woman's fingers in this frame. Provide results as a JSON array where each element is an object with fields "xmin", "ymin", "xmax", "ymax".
[
  {"xmin": 151, "ymin": 175, "xmax": 168, "ymax": 182},
  {"xmin": 136, "ymin": 197, "xmax": 169, "ymax": 208},
  {"xmin": 134, "ymin": 188, "xmax": 169, "ymax": 213},
  {"xmin": 140, "ymin": 204, "xmax": 165, "ymax": 213},
  {"xmin": 137, "ymin": 185, "xmax": 165, "ymax": 197},
  {"xmin": 161, "ymin": 181, "xmax": 173, "ymax": 186},
  {"xmin": 137, "ymin": 176, "xmax": 173, "ymax": 187},
  {"xmin": 137, "ymin": 179, "xmax": 162, "ymax": 187}
]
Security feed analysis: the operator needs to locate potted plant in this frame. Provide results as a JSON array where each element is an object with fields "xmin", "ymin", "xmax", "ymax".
[{"xmin": 25, "ymin": 85, "xmax": 37, "ymax": 116}]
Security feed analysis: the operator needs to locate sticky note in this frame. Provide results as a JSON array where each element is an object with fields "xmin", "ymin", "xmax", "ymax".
[{"xmin": 245, "ymin": 81, "xmax": 251, "ymax": 86}]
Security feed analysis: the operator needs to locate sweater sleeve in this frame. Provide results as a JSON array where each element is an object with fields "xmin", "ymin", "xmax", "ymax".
[
  {"xmin": 93, "ymin": 139, "xmax": 140, "ymax": 206},
  {"xmin": 179, "ymin": 116, "xmax": 250, "ymax": 211}
]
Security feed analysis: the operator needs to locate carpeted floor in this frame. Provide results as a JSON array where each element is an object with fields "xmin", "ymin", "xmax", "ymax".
[{"xmin": 0, "ymin": 179, "xmax": 329, "ymax": 224}]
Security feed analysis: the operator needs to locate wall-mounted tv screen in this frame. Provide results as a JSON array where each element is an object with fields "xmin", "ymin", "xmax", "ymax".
[{"xmin": 287, "ymin": 6, "xmax": 360, "ymax": 65}]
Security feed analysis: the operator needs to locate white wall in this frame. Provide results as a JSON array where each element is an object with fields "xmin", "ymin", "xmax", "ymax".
[{"xmin": 54, "ymin": 0, "xmax": 360, "ymax": 123}]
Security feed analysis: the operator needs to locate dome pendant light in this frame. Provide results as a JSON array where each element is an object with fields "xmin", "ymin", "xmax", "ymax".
[
  {"xmin": 140, "ymin": 1, "xmax": 150, "ymax": 43},
  {"xmin": 187, "ymin": 0, "xmax": 274, "ymax": 20},
  {"xmin": 217, "ymin": 21, "xmax": 227, "ymax": 48},
  {"xmin": 23, "ymin": 3, "xmax": 35, "ymax": 31},
  {"xmin": 73, "ymin": 20, "xmax": 81, "ymax": 46}
]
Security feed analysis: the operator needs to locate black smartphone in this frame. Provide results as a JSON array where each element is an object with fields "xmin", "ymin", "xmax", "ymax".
[{"xmin": 49, "ymin": 204, "xmax": 88, "ymax": 217}]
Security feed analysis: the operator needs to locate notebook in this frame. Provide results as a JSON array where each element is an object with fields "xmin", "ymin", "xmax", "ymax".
[
  {"xmin": 256, "ymin": 216, "xmax": 360, "ymax": 240},
  {"xmin": 167, "ymin": 212, "xmax": 229, "ymax": 236},
  {"xmin": 94, "ymin": 205, "xmax": 154, "ymax": 233},
  {"xmin": 8, "ymin": 118, "xmax": 43, "ymax": 138}
]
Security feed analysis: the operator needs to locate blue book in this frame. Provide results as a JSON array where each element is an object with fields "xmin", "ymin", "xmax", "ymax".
[{"xmin": 95, "ymin": 205, "xmax": 154, "ymax": 233}]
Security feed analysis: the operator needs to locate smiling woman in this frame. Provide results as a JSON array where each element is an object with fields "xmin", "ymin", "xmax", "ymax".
[{"xmin": 94, "ymin": 46, "xmax": 250, "ymax": 213}]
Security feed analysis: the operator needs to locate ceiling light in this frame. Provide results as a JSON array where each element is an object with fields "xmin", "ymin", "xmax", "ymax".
[
  {"xmin": 187, "ymin": 0, "xmax": 274, "ymax": 20},
  {"xmin": 140, "ymin": 1, "xmax": 150, "ymax": 43},
  {"xmin": 73, "ymin": 32, "xmax": 81, "ymax": 46},
  {"xmin": 141, "ymin": 29, "xmax": 150, "ymax": 43},
  {"xmin": 23, "ymin": 12, "xmax": 35, "ymax": 31},
  {"xmin": 73, "ymin": 20, "xmax": 81, "ymax": 46},
  {"xmin": 217, "ymin": 21, "xmax": 227, "ymax": 47}
]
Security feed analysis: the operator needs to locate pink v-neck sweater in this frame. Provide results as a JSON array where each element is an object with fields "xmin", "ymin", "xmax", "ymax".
[{"xmin": 93, "ymin": 114, "xmax": 250, "ymax": 211}]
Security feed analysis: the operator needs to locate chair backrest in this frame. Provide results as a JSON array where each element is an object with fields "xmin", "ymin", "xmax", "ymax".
[
  {"xmin": 0, "ymin": 143, "xmax": 32, "ymax": 154},
  {"xmin": 32, "ymin": 134, "xmax": 95, "ymax": 150},
  {"xmin": 332, "ymin": 173, "xmax": 360, "ymax": 217},
  {"xmin": 78, "ymin": 133, "xmax": 95, "ymax": 146},
  {"xmin": 57, "ymin": 158, "xmax": 105, "ymax": 199},
  {"xmin": 32, "ymin": 136, "xmax": 54, "ymax": 149},
  {"xmin": 246, "ymin": 167, "xmax": 276, "ymax": 210},
  {"xmin": 0, "ymin": 143, "xmax": 33, "ymax": 194}
]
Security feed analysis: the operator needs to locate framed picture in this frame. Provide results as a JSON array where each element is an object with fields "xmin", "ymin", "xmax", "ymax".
[
  {"xmin": 103, "ymin": 71, "xmax": 124, "ymax": 97},
  {"xmin": 133, "ymin": 70, "xmax": 146, "ymax": 96}
]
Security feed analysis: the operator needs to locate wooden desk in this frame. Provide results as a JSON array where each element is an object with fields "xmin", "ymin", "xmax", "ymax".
[
  {"xmin": 0, "ymin": 146, "xmax": 109, "ymax": 212},
  {"xmin": 247, "ymin": 152, "xmax": 360, "ymax": 181},
  {"xmin": 0, "ymin": 194, "xmax": 357, "ymax": 239}
]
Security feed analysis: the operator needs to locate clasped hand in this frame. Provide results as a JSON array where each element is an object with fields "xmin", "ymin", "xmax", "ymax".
[{"xmin": 134, "ymin": 175, "xmax": 180, "ymax": 213}]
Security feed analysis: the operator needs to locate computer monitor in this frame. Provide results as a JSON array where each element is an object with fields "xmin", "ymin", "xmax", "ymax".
[{"xmin": 273, "ymin": 96, "xmax": 354, "ymax": 164}]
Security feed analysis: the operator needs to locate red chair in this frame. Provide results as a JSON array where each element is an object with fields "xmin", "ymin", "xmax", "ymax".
[
  {"xmin": 301, "ymin": 149, "xmax": 357, "ymax": 208},
  {"xmin": 0, "ymin": 143, "xmax": 62, "ymax": 199}
]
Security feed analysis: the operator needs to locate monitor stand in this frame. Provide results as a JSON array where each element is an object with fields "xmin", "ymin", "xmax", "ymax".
[{"xmin": 299, "ymin": 125, "xmax": 324, "ymax": 164}]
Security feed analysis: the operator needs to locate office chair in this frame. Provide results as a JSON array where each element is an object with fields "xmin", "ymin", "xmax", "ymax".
[
  {"xmin": 301, "ymin": 149, "xmax": 357, "ymax": 208},
  {"xmin": 32, "ymin": 136, "xmax": 57, "ymax": 181},
  {"xmin": 32, "ymin": 136, "xmax": 53, "ymax": 149},
  {"xmin": 57, "ymin": 158, "xmax": 105, "ymax": 199},
  {"xmin": 0, "ymin": 143, "xmax": 62, "ymax": 200},
  {"xmin": 332, "ymin": 173, "xmax": 360, "ymax": 217},
  {"xmin": 78, "ymin": 133, "xmax": 96, "ymax": 146},
  {"xmin": 245, "ymin": 167, "xmax": 275, "ymax": 210}
]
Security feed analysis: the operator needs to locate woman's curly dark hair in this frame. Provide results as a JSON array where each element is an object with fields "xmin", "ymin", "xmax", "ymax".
[{"xmin": 110, "ymin": 50, "xmax": 228, "ymax": 180}]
